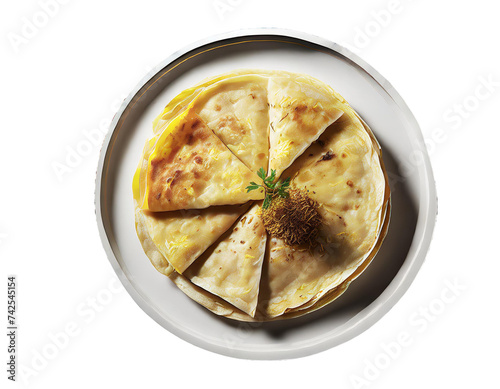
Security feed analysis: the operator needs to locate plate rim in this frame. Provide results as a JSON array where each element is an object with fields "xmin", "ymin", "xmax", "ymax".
[{"xmin": 95, "ymin": 27, "xmax": 437, "ymax": 360}]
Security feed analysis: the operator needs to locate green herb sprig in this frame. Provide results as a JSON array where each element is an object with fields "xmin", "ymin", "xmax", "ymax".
[{"xmin": 246, "ymin": 168, "xmax": 291, "ymax": 209}]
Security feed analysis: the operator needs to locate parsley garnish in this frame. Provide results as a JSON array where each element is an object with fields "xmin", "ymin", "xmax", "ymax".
[{"xmin": 246, "ymin": 167, "xmax": 291, "ymax": 209}]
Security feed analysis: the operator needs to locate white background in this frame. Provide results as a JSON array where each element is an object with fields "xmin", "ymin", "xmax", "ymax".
[{"xmin": 1, "ymin": 0, "xmax": 499, "ymax": 388}]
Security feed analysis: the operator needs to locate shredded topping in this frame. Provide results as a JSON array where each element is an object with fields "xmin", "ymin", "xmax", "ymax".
[{"xmin": 261, "ymin": 188, "xmax": 322, "ymax": 246}]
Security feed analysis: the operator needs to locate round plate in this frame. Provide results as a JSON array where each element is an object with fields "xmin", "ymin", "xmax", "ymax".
[{"xmin": 95, "ymin": 28, "xmax": 437, "ymax": 360}]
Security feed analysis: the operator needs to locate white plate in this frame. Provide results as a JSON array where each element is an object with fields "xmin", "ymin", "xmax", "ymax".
[{"xmin": 95, "ymin": 28, "xmax": 437, "ymax": 360}]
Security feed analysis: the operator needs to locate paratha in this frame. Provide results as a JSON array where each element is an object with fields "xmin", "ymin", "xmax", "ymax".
[
  {"xmin": 184, "ymin": 203, "xmax": 266, "ymax": 317},
  {"xmin": 267, "ymin": 73, "xmax": 345, "ymax": 177},
  {"xmin": 192, "ymin": 74, "xmax": 270, "ymax": 172},
  {"xmin": 141, "ymin": 108, "xmax": 264, "ymax": 212},
  {"xmin": 260, "ymin": 111, "xmax": 386, "ymax": 317},
  {"xmin": 133, "ymin": 69, "xmax": 390, "ymax": 322},
  {"xmin": 133, "ymin": 167, "xmax": 251, "ymax": 274}
]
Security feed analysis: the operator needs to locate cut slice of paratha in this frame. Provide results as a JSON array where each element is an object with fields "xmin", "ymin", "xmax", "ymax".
[
  {"xmin": 138, "ymin": 204, "xmax": 251, "ymax": 274},
  {"xmin": 184, "ymin": 203, "xmax": 266, "ymax": 317},
  {"xmin": 152, "ymin": 70, "xmax": 274, "ymax": 136},
  {"xmin": 142, "ymin": 108, "xmax": 264, "ymax": 212},
  {"xmin": 267, "ymin": 73, "xmax": 345, "ymax": 177},
  {"xmin": 192, "ymin": 74, "xmax": 270, "ymax": 172},
  {"xmin": 133, "ymin": 167, "xmax": 252, "ymax": 274}
]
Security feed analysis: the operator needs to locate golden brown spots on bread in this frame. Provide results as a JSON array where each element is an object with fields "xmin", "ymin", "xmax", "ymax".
[
  {"xmin": 346, "ymin": 180, "xmax": 354, "ymax": 187},
  {"xmin": 147, "ymin": 115, "xmax": 226, "ymax": 210},
  {"xmin": 191, "ymin": 119, "xmax": 201, "ymax": 129},
  {"xmin": 319, "ymin": 151, "xmax": 335, "ymax": 161},
  {"xmin": 168, "ymin": 170, "xmax": 182, "ymax": 188},
  {"xmin": 150, "ymin": 157, "xmax": 166, "ymax": 181},
  {"xmin": 217, "ymin": 114, "xmax": 246, "ymax": 136},
  {"xmin": 294, "ymin": 104, "xmax": 307, "ymax": 113},
  {"xmin": 291, "ymin": 104, "xmax": 308, "ymax": 122}
]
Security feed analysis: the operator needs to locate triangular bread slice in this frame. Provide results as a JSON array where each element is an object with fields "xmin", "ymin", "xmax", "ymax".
[
  {"xmin": 184, "ymin": 202, "xmax": 266, "ymax": 317},
  {"xmin": 192, "ymin": 74, "xmax": 270, "ymax": 172},
  {"xmin": 267, "ymin": 74, "xmax": 345, "ymax": 177},
  {"xmin": 138, "ymin": 203, "xmax": 252, "ymax": 274},
  {"xmin": 133, "ymin": 168, "xmax": 252, "ymax": 274},
  {"xmin": 152, "ymin": 70, "xmax": 273, "ymax": 136},
  {"xmin": 142, "ymin": 108, "xmax": 264, "ymax": 212}
]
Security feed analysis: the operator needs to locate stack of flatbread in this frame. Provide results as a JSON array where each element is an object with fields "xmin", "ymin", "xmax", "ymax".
[{"xmin": 133, "ymin": 70, "xmax": 390, "ymax": 321}]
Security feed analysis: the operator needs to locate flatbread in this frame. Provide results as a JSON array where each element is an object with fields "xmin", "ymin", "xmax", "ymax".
[
  {"xmin": 167, "ymin": 199, "xmax": 390, "ymax": 322},
  {"xmin": 192, "ymin": 75, "xmax": 270, "ymax": 172},
  {"xmin": 152, "ymin": 70, "xmax": 274, "ymax": 135},
  {"xmin": 134, "ymin": 199, "xmax": 174, "ymax": 276},
  {"xmin": 267, "ymin": 73, "xmax": 345, "ymax": 177},
  {"xmin": 142, "ymin": 108, "xmax": 264, "ymax": 212},
  {"xmin": 260, "ymin": 104, "xmax": 387, "ymax": 317},
  {"xmin": 133, "ymin": 166, "xmax": 251, "ymax": 274},
  {"xmin": 139, "ymin": 203, "xmax": 251, "ymax": 274},
  {"xmin": 163, "ymin": 101, "xmax": 389, "ymax": 321},
  {"xmin": 184, "ymin": 203, "xmax": 266, "ymax": 317},
  {"xmin": 133, "ymin": 69, "xmax": 391, "ymax": 321}
]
